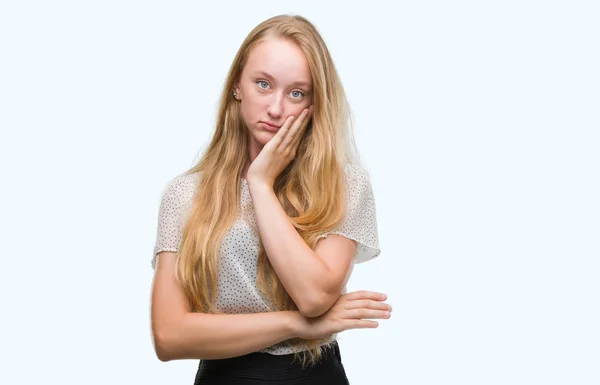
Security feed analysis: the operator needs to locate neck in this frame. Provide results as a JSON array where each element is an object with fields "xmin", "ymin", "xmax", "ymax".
[{"xmin": 242, "ymin": 138, "xmax": 264, "ymax": 179}]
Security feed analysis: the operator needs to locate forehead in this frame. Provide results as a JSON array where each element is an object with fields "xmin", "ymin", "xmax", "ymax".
[{"xmin": 243, "ymin": 38, "xmax": 312, "ymax": 85}]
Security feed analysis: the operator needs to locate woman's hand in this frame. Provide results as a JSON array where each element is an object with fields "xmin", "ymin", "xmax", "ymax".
[
  {"xmin": 293, "ymin": 290, "xmax": 392, "ymax": 340},
  {"xmin": 246, "ymin": 106, "xmax": 313, "ymax": 188}
]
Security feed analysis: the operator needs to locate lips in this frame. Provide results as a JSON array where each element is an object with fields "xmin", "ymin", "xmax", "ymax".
[
  {"xmin": 260, "ymin": 121, "xmax": 281, "ymax": 132},
  {"xmin": 261, "ymin": 121, "xmax": 280, "ymax": 129}
]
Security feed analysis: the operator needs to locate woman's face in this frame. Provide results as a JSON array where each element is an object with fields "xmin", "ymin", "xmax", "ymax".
[{"xmin": 235, "ymin": 37, "xmax": 313, "ymax": 160}]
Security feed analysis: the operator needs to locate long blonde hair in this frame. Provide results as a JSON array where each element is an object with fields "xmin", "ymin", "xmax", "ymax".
[{"xmin": 175, "ymin": 14, "xmax": 360, "ymax": 366}]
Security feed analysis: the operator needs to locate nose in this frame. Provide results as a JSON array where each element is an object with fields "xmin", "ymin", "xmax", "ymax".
[{"xmin": 266, "ymin": 92, "xmax": 284, "ymax": 120}]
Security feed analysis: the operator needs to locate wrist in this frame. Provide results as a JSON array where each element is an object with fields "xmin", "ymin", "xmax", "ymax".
[
  {"xmin": 284, "ymin": 310, "xmax": 305, "ymax": 339},
  {"xmin": 246, "ymin": 178, "xmax": 274, "ymax": 193}
]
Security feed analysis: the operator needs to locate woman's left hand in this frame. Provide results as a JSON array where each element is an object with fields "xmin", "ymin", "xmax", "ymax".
[{"xmin": 246, "ymin": 106, "xmax": 313, "ymax": 188}]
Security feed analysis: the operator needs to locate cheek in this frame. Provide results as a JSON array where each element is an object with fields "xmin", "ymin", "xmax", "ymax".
[
  {"xmin": 241, "ymin": 90, "xmax": 265, "ymax": 113},
  {"xmin": 240, "ymin": 100, "xmax": 259, "ymax": 124},
  {"xmin": 290, "ymin": 104, "xmax": 310, "ymax": 118}
]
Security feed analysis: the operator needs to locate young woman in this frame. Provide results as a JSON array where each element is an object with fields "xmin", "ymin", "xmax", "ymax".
[{"xmin": 150, "ymin": 14, "xmax": 392, "ymax": 384}]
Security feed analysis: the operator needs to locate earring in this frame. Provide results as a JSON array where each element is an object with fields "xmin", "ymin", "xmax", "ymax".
[{"xmin": 233, "ymin": 91, "xmax": 240, "ymax": 100}]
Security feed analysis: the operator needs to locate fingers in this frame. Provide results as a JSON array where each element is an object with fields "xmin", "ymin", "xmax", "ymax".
[
  {"xmin": 336, "ymin": 289, "xmax": 391, "ymax": 320},
  {"xmin": 331, "ymin": 307, "xmax": 387, "ymax": 335},
  {"xmin": 344, "ymin": 290, "xmax": 387, "ymax": 302},
  {"xmin": 342, "ymin": 308, "xmax": 391, "ymax": 321},
  {"xmin": 346, "ymin": 320, "xmax": 380, "ymax": 330},
  {"xmin": 338, "ymin": 290, "xmax": 391, "ymax": 326},
  {"xmin": 269, "ymin": 115, "xmax": 295, "ymax": 147},
  {"xmin": 344, "ymin": 299, "xmax": 392, "ymax": 312},
  {"xmin": 335, "ymin": 319, "xmax": 380, "ymax": 335},
  {"xmin": 290, "ymin": 105, "xmax": 313, "ymax": 147},
  {"xmin": 303, "ymin": 290, "xmax": 390, "ymax": 339},
  {"xmin": 277, "ymin": 106, "xmax": 313, "ymax": 152}
]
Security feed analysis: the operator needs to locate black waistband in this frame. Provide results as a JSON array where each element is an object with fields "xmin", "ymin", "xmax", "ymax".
[
  {"xmin": 194, "ymin": 341, "xmax": 347, "ymax": 384},
  {"xmin": 199, "ymin": 341, "xmax": 341, "ymax": 370}
]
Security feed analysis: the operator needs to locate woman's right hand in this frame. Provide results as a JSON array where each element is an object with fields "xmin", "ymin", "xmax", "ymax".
[{"xmin": 294, "ymin": 290, "xmax": 392, "ymax": 340}]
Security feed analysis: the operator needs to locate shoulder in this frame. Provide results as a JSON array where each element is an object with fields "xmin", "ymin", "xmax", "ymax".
[
  {"xmin": 342, "ymin": 163, "xmax": 373, "ymax": 189},
  {"xmin": 161, "ymin": 171, "xmax": 201, "ymax": 206},
  {"xmin": 164, "ymin": 171, "xmax": 201, "ymax": 195}
]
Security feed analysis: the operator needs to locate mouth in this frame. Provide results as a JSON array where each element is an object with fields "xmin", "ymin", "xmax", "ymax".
[{"xmin": 260, "ymin": 121, "xmax": 281, "ymax": 132}]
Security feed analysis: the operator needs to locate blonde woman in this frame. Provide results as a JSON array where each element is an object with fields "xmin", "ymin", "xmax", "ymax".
[{"xmin": 150, "ymin": 14, "xmax": 392, "ymax": 384}]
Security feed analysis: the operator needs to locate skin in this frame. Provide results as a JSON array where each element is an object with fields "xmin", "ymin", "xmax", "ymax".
[
  {"xmin": 230, "ymin": 35, "xmax": 391, "ymax": 318},
  {"xmin": 233, "ymin": 37, "xmax": 314, "ymax": 179},
  {"xmin": 150, "ymin": 36, "xmax": 392, "ymax": 362}
]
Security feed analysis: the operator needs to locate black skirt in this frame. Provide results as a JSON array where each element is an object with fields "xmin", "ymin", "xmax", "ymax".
[{"xmin": 193, "ymin": 341, "xmax": 350, "ymax": 384}]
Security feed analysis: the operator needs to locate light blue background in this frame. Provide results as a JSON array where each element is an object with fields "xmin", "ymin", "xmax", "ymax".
[{"xmin": 1, "ymin": 1, "xmax": 598, "ymax": 384}]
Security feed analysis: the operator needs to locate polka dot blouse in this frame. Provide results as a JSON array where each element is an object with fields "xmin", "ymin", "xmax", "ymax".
[{"xmin": 151, "ymin": 163, "xmax": 381, "ymax": 355}]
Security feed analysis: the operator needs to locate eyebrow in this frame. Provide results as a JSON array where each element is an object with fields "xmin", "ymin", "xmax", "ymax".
[{"xmin": 252, "ymin": 70, "xmax": 312, "ymax": 89}]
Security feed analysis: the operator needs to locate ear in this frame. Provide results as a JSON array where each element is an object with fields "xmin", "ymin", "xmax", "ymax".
[
  {"xmin": 232, "ymin": 83, "xmax": 241, "ymax": 101},
  {"xmin": 233, "ymin": 81, "xmax": 241, "ymax": 94}
]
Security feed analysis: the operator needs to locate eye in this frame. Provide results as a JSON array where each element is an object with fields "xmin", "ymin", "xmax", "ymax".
[
  {"xmin": 257, "ymin": 80, "xmax": 270, "ymax": 89},
  {"xmin": 290, "ymin": 90, "xmax": 305, "ymax": 99}
]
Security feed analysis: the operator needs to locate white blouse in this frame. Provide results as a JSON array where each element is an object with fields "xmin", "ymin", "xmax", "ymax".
[{"xmin": 151, "ymin": 163, "xmax": 381, "ymax": 355}]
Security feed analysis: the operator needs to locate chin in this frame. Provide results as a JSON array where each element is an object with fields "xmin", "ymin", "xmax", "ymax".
[
  {"xmin": 249, "ymin": 131, "xmax": 273, "ymax": 146},
  {"xmin": 258, "ymin": 133, "xmax": 274, "ymax": 145}
]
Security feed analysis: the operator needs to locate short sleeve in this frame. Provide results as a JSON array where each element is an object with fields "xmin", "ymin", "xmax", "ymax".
[
  {"xmin": 318, "ymin": 164, "xmax": 381, "ymax": 264},
  {"xmin": 151, "ymin": 173, "xmax": 198, "ymax": 270}
]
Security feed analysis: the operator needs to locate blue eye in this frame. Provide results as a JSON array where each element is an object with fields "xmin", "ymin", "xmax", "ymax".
[
  {"xmin": 257, "ymin": 80, "xmax": 269, "ymax": 89},
  {"xmin": 291, "ymin": 90, "xmax": 305, "ymax": 99}
]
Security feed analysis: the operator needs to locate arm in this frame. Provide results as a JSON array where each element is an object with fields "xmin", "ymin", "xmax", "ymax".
[
  {"xmin": 247, "ymin": 181, "xmax": 356, "ymax": 318},
  {"xmin": 151, "ymin": 251, "xmax": 302, "ymax": 361}
]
